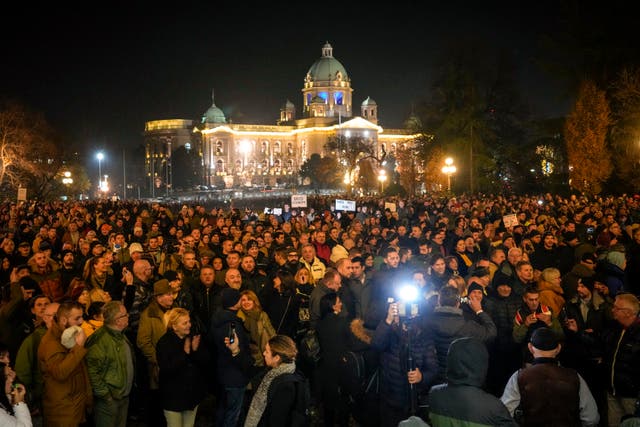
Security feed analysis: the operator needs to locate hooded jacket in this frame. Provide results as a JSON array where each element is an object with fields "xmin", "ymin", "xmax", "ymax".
[{"xmin": 429, "ymin": 337, "xmax": 517, "ymax": 426}]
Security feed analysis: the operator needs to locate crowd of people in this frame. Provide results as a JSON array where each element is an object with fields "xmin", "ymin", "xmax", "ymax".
[{"xmin": 0, "ymin": 191, "xmax": 639, "ymax": 427}]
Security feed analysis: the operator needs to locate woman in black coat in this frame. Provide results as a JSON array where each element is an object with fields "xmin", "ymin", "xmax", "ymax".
[
  {"xmin": 315, "ymin": 292, "xmax": 351, "ymax": 427},
  {"xmin": 244, "ymin": 334, "xmax": 305, "ymax": 427},
  {"xmin": 156, "ymin": 307, "xmax": 209, "ymax": 427}
]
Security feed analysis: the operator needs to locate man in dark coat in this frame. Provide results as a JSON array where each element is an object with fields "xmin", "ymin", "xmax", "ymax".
[
  {"xmin": 209, "ymin": 288, "xmax": 254, "ymax": 427},
  {"xmin": 371, "ymin": 298, "xmax": 437, "ymax": 427},
  {"xmin": 429, "ymin": 337, "xmax": 517, "ymax": 426}
]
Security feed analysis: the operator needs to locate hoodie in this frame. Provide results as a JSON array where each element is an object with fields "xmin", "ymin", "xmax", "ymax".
[{"xmin": 428, "ymin": 337, "xmax": 517, "ymax": 426}]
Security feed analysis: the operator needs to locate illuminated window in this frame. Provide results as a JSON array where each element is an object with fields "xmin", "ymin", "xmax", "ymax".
[
  {"xmin": 318, "ymin": 92, "xmax": 328, "ymax": 102},
  {"xmin": 216, "ymin": 141, "xmax": 223, "ymax": 155},
  {"xmin": 306, "ymin": 93, "xmax": 312, "ymax": 105},
  {"xmin": 334, "ymin": 92, "xmax": 343, "ymax": 105},
  {"xmin": 287, "ymin": 142, "xmax": 293, "ymax": 155},
  {"xmin": 274, "ymin": 142, "xmax": 281, "ymax": 154}
]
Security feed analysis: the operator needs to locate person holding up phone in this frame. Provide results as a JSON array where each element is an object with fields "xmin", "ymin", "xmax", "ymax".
[
  {"xmin": 209, "ymin": 288, "xmax": 254, "ymax": 427},
  {"xmin": 1, "ymin": 362, "xmax": 32, "ymax": 426}
]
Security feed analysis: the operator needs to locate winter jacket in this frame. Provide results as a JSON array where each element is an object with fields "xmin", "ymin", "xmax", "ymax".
[
  {"xmin": 156, "ymin": 329, "xmax": 209, "ymax": 411},
  {"xmin": 423, "ymin": 306, "xmax": 497, "ymax": 382},
  {"xmin": 38, "ymin": 321, "xmax": 93, "ymax": 426},
  {"xmin": 429, "ymin": 337, "xmax": 517, "ymax": 426},
  {"xmin": 209, "ymin": 308, "xmax": 254, "ymax": 387},
  {"xmin": 86, "ymin": 325, "xmax": 135, "ymax": 400},
  {"xmin": 371, "ymin": 318, "xmax": 437, "ymax": 410},
  {"xmin": 603, "ymin": 318, "xmax": 640, "ymax": 398},
  {"xmin": 136, "ymin": 299, "xmax": 168, "ymax": 389},
  {"xmin": 537, "ymin": 278, "xmax": 566, "ymax": 318}
]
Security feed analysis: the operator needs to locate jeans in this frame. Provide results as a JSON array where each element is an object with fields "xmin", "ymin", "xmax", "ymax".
[{"xmin": 216, "ymin": 386, "xmax": 245, "ymax": 427}]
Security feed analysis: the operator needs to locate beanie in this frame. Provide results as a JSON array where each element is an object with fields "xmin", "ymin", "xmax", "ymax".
[
  {"xmin": 530, "ymin": 327, "xmax": 559, "ymax": 351},
  {"xmin": 466, "ymin": 282, "xmax": 485, "ymax": 296},
  {"xmin": 221, "ymin": 288, "xmax": 241, "ymax": 309},
  {"xmin": 19, "ymin": 276, "xmax": 39, "ymax": 291},
  {"xmin": 580, "ymin": 276, "xmax": 595, "ymax": 292}
]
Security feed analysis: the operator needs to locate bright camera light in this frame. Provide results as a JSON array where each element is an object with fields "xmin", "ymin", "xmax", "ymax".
[{"xmin": 397, "ymin": 284, "xmax": 419, "ymax": 303}]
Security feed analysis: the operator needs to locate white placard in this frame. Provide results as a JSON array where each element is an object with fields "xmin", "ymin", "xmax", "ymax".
[
  {"xmin": 291, "ymin": 194, "xmax": 307, "ymax": 208},
  {"xmin": 335, "ymin": 199, "xmax": 356, "ymax": 212},
  {"xmin": 503, "ymin": 214, "xmax": 519, "ymax": 228},
  {"xmin": 273, "ymin": 208, "xmax": 283, "ymax": 215},
  {"xmin": 17, "ymin": 187, "xmax": 27, "ymax": 202}
]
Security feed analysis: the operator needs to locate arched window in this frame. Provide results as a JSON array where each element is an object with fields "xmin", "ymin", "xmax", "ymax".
[
  {"xmin": 215, "ymin": 141, "xmax": 223, "ymax": 155},
  {"xmin": 274, "ymin": 141, "xmax": 281, "ymax": 154},
  {"xmin": 261, "ymin": 141, "xmax": 269, "ymax": 155},
  {"xmin": 216, "ymin": 159, "xmax": 225, "ymax": 174},
  {"xmin": 287, "ymin": 142, "xmax": 293, "ymax": 155}
]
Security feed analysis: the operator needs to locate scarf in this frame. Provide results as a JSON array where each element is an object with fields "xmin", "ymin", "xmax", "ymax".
[{"xmin": 244, "ymin": 362, "xmax": 296, "ymax": 427}]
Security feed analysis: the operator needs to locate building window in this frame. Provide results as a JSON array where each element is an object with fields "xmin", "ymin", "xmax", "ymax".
[
  {"xmin": 216, "ymin": 141, "xmax": 223, "ymax": 155},
  {"xmin": 287, "ymin": 142, "xmax": 293, "ymax": 155},
  {"xmin": 274, "ymin": 142, "xmax": 281, "ymax": 154}
]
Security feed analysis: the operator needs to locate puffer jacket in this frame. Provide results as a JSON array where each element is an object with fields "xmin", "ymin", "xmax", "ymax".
[
  {"xmin": 429, "ymin": 337, "xmax": 517, "ymax": 426},
  {"xmin": 423, "ymin": 306, "xmax": 497, "ymax": 382},
  {"xmin": 86, "ymin": 325, "xmax": 135, "ymax": 400},
  {"xmin": 371, "ymin": 318, "xmax": 437, "ymax": 410}
]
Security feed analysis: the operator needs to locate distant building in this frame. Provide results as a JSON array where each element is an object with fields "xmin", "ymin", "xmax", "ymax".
[{"xmin": 144, "ymin": 42, "xmax": 415, "ymax": 192}]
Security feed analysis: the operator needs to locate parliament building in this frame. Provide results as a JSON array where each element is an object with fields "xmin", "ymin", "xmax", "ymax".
[{"xmin": 143, "ymin": 42, "xmax": 416, "ymax": 192}]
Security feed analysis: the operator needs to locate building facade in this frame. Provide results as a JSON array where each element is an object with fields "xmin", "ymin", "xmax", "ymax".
[{"xmin": 144, "ymin": 42, "xmax": 415, "ymax": 192}]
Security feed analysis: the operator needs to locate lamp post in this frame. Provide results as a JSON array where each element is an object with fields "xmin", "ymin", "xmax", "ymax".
[
  {"xmin": 96, "ymin": 152, "xmax": 104, "ymax": 194},
  {"xmin": 378, "ymin": 169, "xmax": 387, "ymax": 194},
  {"xmin": 441, "ymin": 157, "xmax": 457, "ymax": 192}
]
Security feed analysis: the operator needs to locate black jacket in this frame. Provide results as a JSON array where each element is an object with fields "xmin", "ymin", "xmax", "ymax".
[
  {"xmin": 209, "ymin": 308, "xmax": 254, "ymax": 387},
  {"xmin": 156, "ymin": 329, "xmax": 209, "ymax": 411}
]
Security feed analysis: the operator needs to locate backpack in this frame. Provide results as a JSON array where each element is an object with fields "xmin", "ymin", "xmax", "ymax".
[
  {"xmin": 338, "ymin": 350, "xmax": 380, "ymax": 402},
  {"xmin": 299, "ymin": 329, "xmax": 321, "ymax": 364},
  {"xmin": 268, "ymin": 371, "xmax": 312, "ymax": 427}
]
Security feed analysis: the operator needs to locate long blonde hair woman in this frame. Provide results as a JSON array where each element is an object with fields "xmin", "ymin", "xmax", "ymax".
[{"xmin": 237, "ymin": 290, "xmax": 276, "ymax": 367}]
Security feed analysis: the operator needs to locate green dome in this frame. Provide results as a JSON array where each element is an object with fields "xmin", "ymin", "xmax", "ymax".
[
  {"xmin": 201, "ymin": 89, "xmax": 226, "ymax": 124},
  {"xmin": 362, "ymin": 96, "xmax": 377, "ymax": 106},
  {"xmin": 306, "ymin": 42, "xmax": 349, "ymax": 82}
]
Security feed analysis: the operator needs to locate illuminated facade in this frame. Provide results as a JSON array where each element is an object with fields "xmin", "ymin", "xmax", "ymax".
[{"xmin": 145, "ymin": 42, "xmax": 415, "ymax": 190}]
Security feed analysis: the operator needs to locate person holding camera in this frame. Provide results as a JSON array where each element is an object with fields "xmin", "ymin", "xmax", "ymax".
[
  {"xmin": 371, "ymin": 292, "xmax": 438, "ymax": 427},
  {"xmin": 1, "ymin": 362, "xmax": 32, "ymax": 426}
]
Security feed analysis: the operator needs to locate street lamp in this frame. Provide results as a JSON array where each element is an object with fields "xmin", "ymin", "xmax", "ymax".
[
  {"xmin": 441, "ymin": 157, "xmax": 457, "ymax": 191},
  {"xmin": 378, "ymin": 169, "xmax": 387, "ymax": 194},
  {"xmin": 96, "ymin": 152, "xmax": 104, "ymax": 193}
]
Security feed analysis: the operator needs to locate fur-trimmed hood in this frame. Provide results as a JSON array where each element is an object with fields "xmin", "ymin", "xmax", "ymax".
[{"xmin": 350, "ymin": 318, "xmax": 374, "ymax": 345}]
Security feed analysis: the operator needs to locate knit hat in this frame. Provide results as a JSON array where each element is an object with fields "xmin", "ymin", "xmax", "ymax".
[
  {"xmin": 61, "ymin": 325, "xmax": 83, "ymax": 349},
  {"xmin": 466, "ymin": 282, "xmax": 485, "ymax": 296},
  {"xmin": 38, "ymin": 241, "xmax": 52, "ymax": 251},
  {"xmin": 221, "ymin": 288, "xmax": 241, "ymax": 309},
  {"xmin": 580, "ymin": 276, "xmax": 595, "ymax": 292},
  {"xmin": 492, "ymin": 272, "xmax": 513, "ymax": 288},
  {"xmin": 530, "ymin": 327, "xmax": 559, "ymax": 351},
  {"xmin": 153, "ymin": 279, "xmax": 173, "ymax": 296},
  {"xmin": 163, "ymin": 270, "xmax": 180, "ymax": 282}
]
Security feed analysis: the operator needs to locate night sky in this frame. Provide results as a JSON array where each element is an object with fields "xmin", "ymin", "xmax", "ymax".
[{"xmin": 1, "ymin": 2, "xmax": 580, "ymax": 176}]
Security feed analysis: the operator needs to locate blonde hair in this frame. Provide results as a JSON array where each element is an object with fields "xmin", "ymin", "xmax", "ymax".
[
  {"xmin": 163, "ymin": 307, "xmax": 190, "ymax": 329},
  {"xmin": 240, "ymin": 290, "xmax": 263, "ymax": 311},
  {"xmin": 295, "ymin": 265, "xmax": 316, "ymax": 285},
  {"xmin": 540, "ymin": 267, "xmax": 561, "ymax": 283}
]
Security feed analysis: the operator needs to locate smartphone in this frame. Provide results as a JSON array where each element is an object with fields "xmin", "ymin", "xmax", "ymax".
[{"xmin": 228, "ymin": 322, "xmax": 236, "ymax": 344}]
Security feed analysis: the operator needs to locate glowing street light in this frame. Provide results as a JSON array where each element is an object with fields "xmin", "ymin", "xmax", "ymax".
[
  {"xmin": 378, "ymin": 169, "xmax": 387, "ymax": 194},
  {"xmin": 96, "ymin": 152, "xmax": 104, "ymax": 192},
  {"xmin": 62, "ymin": 171, "xmax": 73, "ymax": 185},
  {"xmin": 441, "ymin": 157, "xmax": 457, "ymax": 191}
]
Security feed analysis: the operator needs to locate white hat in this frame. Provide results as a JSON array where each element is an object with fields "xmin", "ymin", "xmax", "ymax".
[
  {"xmin": 128, "ymin": 242, "xmax": 144, "ymax": 254},
  {"xmin": 61, "ymin": 325, "xmax": 83, "ymax": 349}
]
